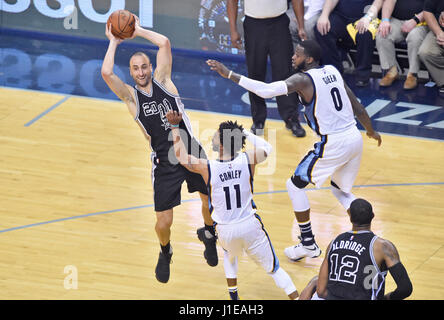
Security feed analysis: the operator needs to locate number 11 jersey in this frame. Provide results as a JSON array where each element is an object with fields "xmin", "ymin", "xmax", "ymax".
[{"xmin": 207, "ymin": 153, "xmax": 256, "ymax": 225}]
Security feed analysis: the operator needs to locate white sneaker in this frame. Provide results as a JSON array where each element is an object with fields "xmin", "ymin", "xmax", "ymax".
[{"xmin": 284, "ymin": 240, "xmax": 321, "ymax": 261}]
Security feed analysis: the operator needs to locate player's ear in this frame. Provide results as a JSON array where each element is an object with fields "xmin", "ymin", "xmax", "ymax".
[{"xmin": 346, "ymin": 208, "xmax": 352, "ymax": 219}]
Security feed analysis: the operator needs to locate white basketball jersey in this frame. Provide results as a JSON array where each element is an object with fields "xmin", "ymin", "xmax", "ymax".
[
  {"xmin": 208, "ymin": 153, "xmax": 256, "ymax": 225},
  {"xmin": 302, "ymin": 65, "xmax": 356, "ymax": 136}
]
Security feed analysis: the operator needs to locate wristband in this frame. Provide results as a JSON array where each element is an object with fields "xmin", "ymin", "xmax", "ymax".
[
  {"xmin": 413, "ymin": 15, "xmax": 420, "ymax": 24},
  {"xmin": 170, "ymin": 124, "xmax": 179, "ymax": 128},
  {"xmin": 382, "ymin": 18, "xmax": 390, "ymax": 22},
  {"xmin": 228, "ymin": 70, "xmax": 233, "ymax": 79}
]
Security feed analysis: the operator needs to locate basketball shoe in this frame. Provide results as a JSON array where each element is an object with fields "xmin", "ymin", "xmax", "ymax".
[
  {"xmin": 155, "ymin": 249, "xmax": 172, "ymax": 283},
  {"xmin": 284, "ymin": 236, "xmax": 321, "ymax": 261},
  {"xmin": 197, "ymin": 227, "xmax": 218, "ymax": 267}
]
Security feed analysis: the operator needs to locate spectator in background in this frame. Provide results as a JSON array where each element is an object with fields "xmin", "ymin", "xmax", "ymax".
[
  {"xmin": 418, "ymin": 0, "xmax": 444, "ymax": 96},
  {"xmin": 315, "ymin": 0, "xmax": 384, "ymax": 87},
  {"xmin": 228, "ymin": 0, "xmax": 306, "ymax": 138},
  {"xmin": 287, "ymin": 0, "xmax": 325, "ymax": 46},
  {"xmin": 376, "ymin": 0, "xmax": 427, "ymax": 90}
]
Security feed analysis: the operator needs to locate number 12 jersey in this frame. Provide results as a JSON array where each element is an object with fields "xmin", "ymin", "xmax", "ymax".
[{"xmin": 326, "ymin": 230, "xmax": 388, "ymax": 300}]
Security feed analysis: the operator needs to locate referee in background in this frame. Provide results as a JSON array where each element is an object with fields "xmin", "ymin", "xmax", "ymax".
[{"xmin": 227, "ymin": 0, "xmax": 306, "ymax": 138}]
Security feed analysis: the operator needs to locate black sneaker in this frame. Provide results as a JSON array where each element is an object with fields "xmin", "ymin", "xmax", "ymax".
[
  {"xmin": 155, "ymin": 251, "xmax": 172, "ymax": 283},
  {"xmin": 250, "ymin": 122, "xmax": 264, "ymax": 135},
  {"xmin": 197, "ymin": 227, "xmax": 218, "ymax": 267},
  {"xmin": 286, "ymin": 120, "xmax": 306, "ymax": 137}
]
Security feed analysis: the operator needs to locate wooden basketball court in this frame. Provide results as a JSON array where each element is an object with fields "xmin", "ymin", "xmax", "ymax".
[{"xmin": 1, "ymin": 86, "xmax": 443, "ymax": 299}]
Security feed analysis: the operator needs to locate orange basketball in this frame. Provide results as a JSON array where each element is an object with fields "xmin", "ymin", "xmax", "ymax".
[{"xmin": 107, "ymin": 10, "xmax": 135, "ymax": 39}]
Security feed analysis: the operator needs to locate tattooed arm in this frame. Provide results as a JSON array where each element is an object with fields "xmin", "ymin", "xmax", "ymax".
[{"xmin": 378, "ymin": 239, "xmax": 413, "ymax": 300}]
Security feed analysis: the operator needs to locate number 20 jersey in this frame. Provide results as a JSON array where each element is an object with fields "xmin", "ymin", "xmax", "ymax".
[
  {"xmin": 326, "ymin": 230, "xmax": 388, "ymax": 300},
  {"xmin": 301, "ymin": 65, "xmax": 357, "ymax": 136},
  {"xmin": 207, "ymin": 153, "xmax": 256, "ymax": 225}
]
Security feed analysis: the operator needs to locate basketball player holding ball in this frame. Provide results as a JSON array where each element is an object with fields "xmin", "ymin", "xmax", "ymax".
[{"xmin": 101, "ymin": 11, "xmax": 218, "ymax": 284}]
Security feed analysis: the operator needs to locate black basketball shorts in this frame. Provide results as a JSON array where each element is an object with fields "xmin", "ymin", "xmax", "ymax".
[{"xmin": 150, "ymin": 149, "xmax": 208, "ymax": 212}]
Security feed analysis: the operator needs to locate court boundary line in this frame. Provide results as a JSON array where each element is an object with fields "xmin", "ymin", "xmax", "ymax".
[
  {"xmin": 1, "ymin": 181, "xmax": 443, "ymax": 234},
  {"xmin": 24, "ymin": 95, "xmax": 70, "ymax": 127}
]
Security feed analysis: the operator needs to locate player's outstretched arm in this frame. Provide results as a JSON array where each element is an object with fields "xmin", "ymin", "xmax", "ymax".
[
  {"xmin": 101, "ymin": 23, "xmax": 137, "ymax": 116},
  {"xmin": 344, "ymin": 83, "xmax": 382, "ymax": 146},
  {"xmin": 206, "ymin": 59, "xmax": 290, "ymax": 99},
  {"xmin": 378, "ymin": 239, "xmax": 413, "ymax": 300},
  {"xmin": 166, "ymin": 111, "xmax": 209, "ymax": 182},
  {"xmin": 133, "ymin": 17, "xmax": 172, "ymax": 82}
]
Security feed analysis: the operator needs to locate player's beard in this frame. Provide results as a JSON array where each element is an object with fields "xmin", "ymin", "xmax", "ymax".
[{"xmin": 294, "ymin": 60, "xmax": 307, "ymax": 73}]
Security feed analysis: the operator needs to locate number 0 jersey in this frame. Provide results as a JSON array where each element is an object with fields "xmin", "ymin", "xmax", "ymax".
[
  {"xmin": 301, "ymin": 65, "xmax": 357, "ymax": 136},
  {"xmin": 326, "ymin": 230, "xmax": 388, "ymax": 300},
  {"xmin": 207, "ymin": 153, "xmax": 256, "ymax": 225}
]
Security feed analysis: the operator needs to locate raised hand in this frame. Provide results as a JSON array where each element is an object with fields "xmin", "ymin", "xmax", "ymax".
[
  {"xmin": 206, "ymin": 59, "xmax": 230, "ymax": 78},
  {"xmin": 129, "ymin": 15, "xmax": 141, "ymax": 39},
  {"xmin": 105, "ymin": 22, "xmax": 123, "ymax": 45}
]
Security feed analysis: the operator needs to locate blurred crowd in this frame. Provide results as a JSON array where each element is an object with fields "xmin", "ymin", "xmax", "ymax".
[
  {"xmin": 285, "ymin": 0, "xmax": 443, "ymax": 94},
  {"xmin": 227, "ymin": 0, "xmax": 443, "ymax": 139}
]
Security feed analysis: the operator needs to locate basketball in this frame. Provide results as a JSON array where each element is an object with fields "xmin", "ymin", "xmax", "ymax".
[{"xmin": 107, "ymin": 10, "xmax": 135, "ymax": 39}]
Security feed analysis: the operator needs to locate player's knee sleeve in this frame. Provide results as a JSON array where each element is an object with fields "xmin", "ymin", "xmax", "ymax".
[
  {"xmin": 330, "ymin": 181, "xmax": 356, "ymax": 210},
  {"xmin": 286, "ymin": 178, "xmax": 310, "ymax": 212},
  {"xmin": 270, "ymin": 267, "xmax": 297, "ymax": 295},
  {"xmin": 291, "ymin": 175, "xmax": 309, "ymax": 189},
  {"xmin": 223, "ymin": 250, "xmax": 238, "ymax": 279}
]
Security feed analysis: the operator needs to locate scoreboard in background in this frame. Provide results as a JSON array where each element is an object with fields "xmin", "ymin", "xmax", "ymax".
[
  {"xmin": 1, "ymin": 0, "xmax": 153, "ymax": 26},
  {"xmin": 0, "ymin": 0, "xmax": 245, "ymax": 55}
]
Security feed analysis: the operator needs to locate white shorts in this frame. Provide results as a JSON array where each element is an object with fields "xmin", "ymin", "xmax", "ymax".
[
  {"xmin": 294, "ymin": 126, "xmax": 363, "ymax": 193},
  {"xmin": 215, "ymin": 214, "xmax": 279, "ymax": 274}
]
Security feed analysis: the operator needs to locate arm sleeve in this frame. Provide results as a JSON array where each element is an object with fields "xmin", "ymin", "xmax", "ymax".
[
  {"xmin": 243, "ymin": 129, "xmax": 273, "ymax": 156},
  {"xmin": 386, "ymin": 262, "xmax": 413, "ymax": 300},
  {"xmin": 238, "ymin": 76, "xmax": 288, "ymax": 99}
]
